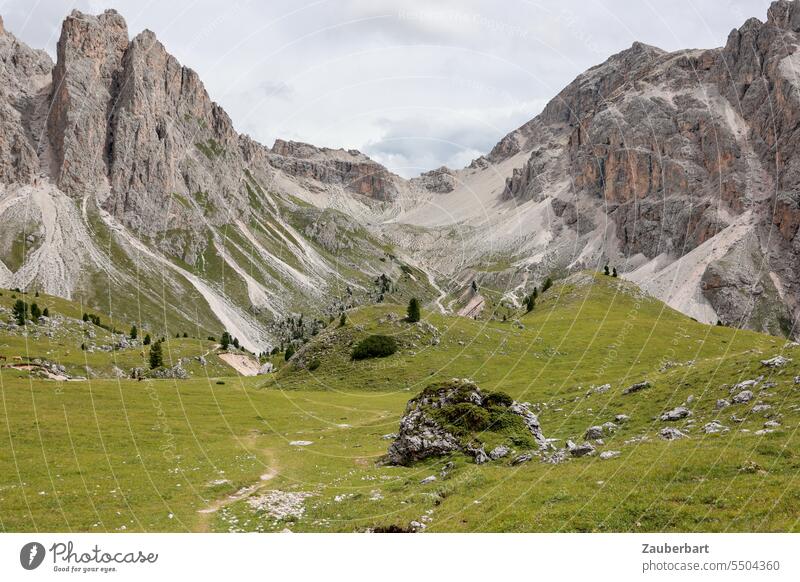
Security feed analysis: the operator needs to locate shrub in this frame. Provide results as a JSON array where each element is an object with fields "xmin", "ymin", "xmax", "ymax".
[
  {"xmin": 351, "ymin": 334, "xmax": 398, "ymax": 360},
  {"xmin": 130, "ymin": 325, "xmax": 138, "ymax": 340},
  {"xmin": 42, "ymin": 307, "xmax": 49, "ymax": 318},
  {"xmin": 339, "ymin": 312, "xmax": 347, "ymax": 327},
  {"xmin": 143, "ymin": 334, "xmax": 151, "ymax": 346},
  {"xmin": 541, "ymin": 277, "xmax": 553, "ymax": 293},
  {"xmin": 30, "ymin": 303, "xmax": 42, "ymax": 320},
  {"xmin": 407, "ymin": 297, "xmax": 421, "ymax": 323},
  {"xmin": 483, "ymin": 391, "xmax": 513, "ymax": 407},
  {"xmin": 220, "ymin": 331, "xmax": 231, "ymax": 350},
  {"xmin": 612, "ymin": 267, "xmax": 618, "ymax": 277},
  {"xmin": 308, "ymin": 359, "xmax": 320, "ymax": 371},
  {"xmin": 285, "ymin": 344, "xmax": 295, "ymax": 361}
]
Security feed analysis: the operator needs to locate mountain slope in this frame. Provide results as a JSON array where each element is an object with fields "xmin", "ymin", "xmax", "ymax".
[{"xmin": 2, "ymin": 3, "xmax": 800, "ymax": 346}]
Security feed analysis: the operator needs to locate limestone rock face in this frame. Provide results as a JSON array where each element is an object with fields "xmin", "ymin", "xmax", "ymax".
[
  {"xmin": 0, "ymin": 16, "xmax": 52, "ymax": 183},
  {"xmin": 267, "ymin": 139, "xmax": 401, "ymax": 201},
  {"xmin": 48, "ymin": 10, "xmax": 129, "ymax": 195}
]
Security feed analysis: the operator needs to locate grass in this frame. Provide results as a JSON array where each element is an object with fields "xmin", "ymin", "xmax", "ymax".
[{"xmin": 1, "ymin": 273, "xmax": 800, "ymax": 532}]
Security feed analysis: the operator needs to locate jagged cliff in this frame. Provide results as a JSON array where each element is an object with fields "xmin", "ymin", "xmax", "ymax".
[{"xmin": 2, "ymin": 3, "xmax": 800, "ymax": 342}]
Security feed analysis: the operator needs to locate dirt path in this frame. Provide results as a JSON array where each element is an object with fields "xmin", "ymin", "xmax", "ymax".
[
  {"xmin": 195, "ymin": 434, "xmax": 278, "ymax": 532},
  {"xmin": 218, "ymin": 353, "xmax": 262, "ymax": 376},
  {"xmin": 424, "ymin": 266, "xmax": 449, "ymax": 314}
]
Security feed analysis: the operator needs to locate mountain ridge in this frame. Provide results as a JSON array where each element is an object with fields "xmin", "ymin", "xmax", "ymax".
[{"xmin": 2, "ymin": 3, "xmax": 800, "ymax": 348}]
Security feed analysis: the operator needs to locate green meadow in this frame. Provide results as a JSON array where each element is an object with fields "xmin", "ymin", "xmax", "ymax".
[{"xmin": 1, "ymin": 273, "xmax": 799, "ymax": 532}]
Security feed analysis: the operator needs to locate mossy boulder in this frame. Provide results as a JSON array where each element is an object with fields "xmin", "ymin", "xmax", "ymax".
[{"xmin": 384, "ymin": 379, "xmax": 546, "ymax": 465}]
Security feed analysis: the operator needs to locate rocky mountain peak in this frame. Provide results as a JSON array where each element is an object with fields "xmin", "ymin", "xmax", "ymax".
[{"xmin": 768, "ymin": 0, "xmax": 800, "ymax": 31}]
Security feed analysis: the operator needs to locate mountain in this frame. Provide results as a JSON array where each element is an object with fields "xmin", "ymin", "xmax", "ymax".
[
  {"xmin": 2, "ymin": 3, "xmax": 800, "ymax": 347},
  {"xmin": 0, "ymin": 10, "xmax": 433, "ymax": 352}
]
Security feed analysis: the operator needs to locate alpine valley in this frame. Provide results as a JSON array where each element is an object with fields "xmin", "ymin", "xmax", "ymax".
[{"xmin": 2, "ymin": 3, "xmax": 800, "ymax": 533}]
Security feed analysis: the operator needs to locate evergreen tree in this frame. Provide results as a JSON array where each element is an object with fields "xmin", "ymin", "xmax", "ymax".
[
  {"xmin": 220, "ymin": 331, "xmax": 231, "ymax": 350},
  {"xmin": 285, "ymin": 344, "xmax": 295, "ymax": 361},
  {"xmin": 532, "ymin": 287, "xmax": 538, "ymax": 300},
  {"xmin": 542, "ymin": 277, "xmax": 553, "ymax": 293},
  {"xmin": 143, "ymin": 334, "xmax": 151, "ymax": 346},
  {"xmin": 525, "ymin": 294, "xmax": 535, "ymax": 313},
  {"xmin": 471, "ymin": 280, "xmax": 478, "ymax": 292},
  {"xmin": 30, "ymin": 303, "xmax": 42, "ymax": 320},
  {"xmin": 82, "ymin": 312, "xmax": 89, "ymax": 322},
  {"xmin": 604, "ymin": 264, "xmax": 610, "ymax": 276},
  {"xmin": 339, "ymin": 312, "xmax": 347, "ymax": 327},
  {"xmin": 612, "ymin": 267, "xmax": 618, "ymax": 278},
  {"xmin": 42, "ymin": 307, "xmax": 49, "ymax": 318},
  {"xmin": 130, "ymin": 325, "xmax": 138, "ymax": 340},
  {"xmin": 12, "ymin": 299, "xmax": 27, "ymax": 326},
  {"xmin": 183, "ymin": 332, "xmax": 188, "ymax": 338},
  {"xmin": 233, "ymin": 337, "xmax": 240, "ymax": 349},
  {"xmin": 407, "ymin": 297, "xmax": 421, "ymax": 323},
  {"xmin": 149, "ymin": 340, "xmax": 164, "ymax": 369}
]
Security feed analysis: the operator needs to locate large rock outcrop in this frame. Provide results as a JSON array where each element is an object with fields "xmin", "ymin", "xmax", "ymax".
[{"xmin": 385, "ymin": 379, "xmax": 547, "ymax": 466}]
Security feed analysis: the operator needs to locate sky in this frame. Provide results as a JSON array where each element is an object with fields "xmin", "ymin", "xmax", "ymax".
[{"xmin": 0, "ymin": 0, "xmax": 774, "ymax": 177}]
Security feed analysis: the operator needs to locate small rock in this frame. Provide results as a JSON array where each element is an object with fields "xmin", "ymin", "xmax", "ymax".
[
  {"xmin": 510, "ymin": 452, "xmax": 534, "ymax": 465},
  {"xmin": 488, "ymin": 445, "xmax": 510, "ymax": 460},
  {"xmin": 440, "ymin": 461, "xmax": 454, "ymax": 477},
  {"xmin": 599, "ymin": 450, "xmax": 620, "ymax": 460},
  {"xmin": 702, "ymin": 421, "xmax": 728, "ymax": 434},
  {"xmin": 659, "ymin": 427, "xmax": 688, "ymax": 440},
  {"xmin": 567, "ymin": 441, "xmax": 595, "ymax": 457},
  {"xmin": 584, "ymin": 426, "xmax": 604, "ymax": 440},
  {"xmin": 764, "ymin": 420, "xmax": 781, "ymax": 428},
  {"xmin": 761, "ymin": 356, "xmax": 791, "ymax": 368},
  {"xmin": 289, "ymin": 440, "xmax": 313, "ymax": 446},
  {"xmin": 660, "ymin": 406, "xmax": 692, "ymax": 421},
  {"xmin": 593, "ymin": 383, "xmax": 611, "ymax": 394},
  {"xmin": 715, "ymin": 399, "xmax": 731, "ymax": 410},
  {"xmin": 381, "ymin": 433, "xmax": 398, "ymax": 440},
  {"xmin": 752, "ymin": 403, "xmax": 772, "ymax": 413},
  {"xmin": 614, "ymin": 414, "xmax": 630, "ymax": 423},
  {"xmin": 623, "ymin": 380, "xmax": 651, "ymax": 395},
  {"xmin": 755, "ymin": 429, "xmax": 775, "ymax": 435},
  {"xmin": 731, "ymin": 390, "xmax": 753, "ymax": 404},
  {"xmin": 420, "ymin": 475, "xmax": 437, "ymax": 485},
  {"xmin": 731, "ymin": 379, "xmax": 758, "ymax": 393}
]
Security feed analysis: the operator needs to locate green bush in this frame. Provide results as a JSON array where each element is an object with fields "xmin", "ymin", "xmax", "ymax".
[
  {"xmin": 483, "ymin": 391, "xmax": 513, "ymax": 407},
  {"xmin": 351, "ymin": 334, "xmax": 398, "ymax": 360},
  {"xmin": 308, "ymin": 359, "xmax": 320, "ymax": 371}
]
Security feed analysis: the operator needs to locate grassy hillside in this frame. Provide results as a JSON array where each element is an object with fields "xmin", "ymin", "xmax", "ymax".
[{"xmin": 1, "ymin": 273, "xmax": 799, "ymax": 532}]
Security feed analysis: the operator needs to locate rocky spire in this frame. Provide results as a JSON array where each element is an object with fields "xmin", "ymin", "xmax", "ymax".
[{"xmin": 47, "ymin": 9, "xmax": 129, "ymax": 195}]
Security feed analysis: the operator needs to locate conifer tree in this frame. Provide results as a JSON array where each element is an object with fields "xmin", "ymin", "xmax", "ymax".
[
  {"xmin": 407, "ymin": 297, "xmax": 421, "ymax": 323},
  {"xmin": 149, "ymin": 340, "xmax": 164, "ymax": 369}
]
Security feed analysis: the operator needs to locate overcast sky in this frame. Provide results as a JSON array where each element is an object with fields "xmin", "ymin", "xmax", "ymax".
[{"xmin": 0, "ymin": 0, "xmax": 774, "ymax": 177}]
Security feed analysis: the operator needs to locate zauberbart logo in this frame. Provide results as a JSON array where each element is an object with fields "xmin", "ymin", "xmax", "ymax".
[{"xmin": 20, "ymin": 542, "xmax": 46, "ymax": 570}]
